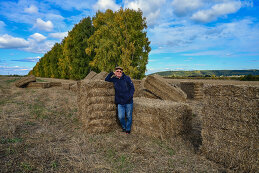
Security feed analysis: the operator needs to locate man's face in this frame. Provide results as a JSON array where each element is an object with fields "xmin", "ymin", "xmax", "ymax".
[{"xmin": 114, "ymin": 69, "xmax": 123, "ymax": 78}]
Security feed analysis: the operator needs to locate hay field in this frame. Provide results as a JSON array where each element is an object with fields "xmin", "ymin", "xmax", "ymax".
[{"xmin": 1, "ymin": 76, "xmax": 244, "ymax": 172}]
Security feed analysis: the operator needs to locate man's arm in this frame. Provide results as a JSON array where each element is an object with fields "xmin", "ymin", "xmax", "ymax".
[
  {"xmin": 105, "ymin": 72, "xmax": 115, "ymax": 82},
  {"xmin": 127, "ymin": 77, "xmax": 135, "ymax": 98}
]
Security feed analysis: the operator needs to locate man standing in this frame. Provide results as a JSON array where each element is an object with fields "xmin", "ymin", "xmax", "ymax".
[{"xmin": 105, "ymin": 66, "xmax": 135, "ymax": 134}]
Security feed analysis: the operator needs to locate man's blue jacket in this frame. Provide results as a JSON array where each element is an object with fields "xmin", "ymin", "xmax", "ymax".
[{"xmin": 105, "ymin": 72, "xmax": 135, "ymax": 105}]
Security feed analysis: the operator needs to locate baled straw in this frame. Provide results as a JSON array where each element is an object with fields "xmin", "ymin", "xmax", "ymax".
[
  {"xmin": 15, "ymin": 75, "xmax": 36, "ymax": 87},
  {"xmin": 144, "ymin": 74, "xmax": 187, "ymax": 102}
]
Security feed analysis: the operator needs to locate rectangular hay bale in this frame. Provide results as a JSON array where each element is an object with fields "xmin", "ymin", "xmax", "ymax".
[
  {"xmin": 144, "ymin": 75, "xmax": 187, "ymax": 102},
  {"xmin": 15, "ymin": 75, "xmax": 36, "ymax": 87},
  {"xmin": 201, "ymin": 84, "xmax": 259, "ymax": 172}
]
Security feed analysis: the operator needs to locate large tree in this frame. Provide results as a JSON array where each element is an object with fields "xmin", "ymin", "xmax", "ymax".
[{"xmin": 86, "ymin": 8, "xmax": 151, "ymax": 79}]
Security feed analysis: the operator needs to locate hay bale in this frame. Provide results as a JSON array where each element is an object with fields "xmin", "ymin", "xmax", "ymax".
[
  {"xmin": 62, "ymin": 83, "xmax": 74, "ymax": 90},
  {"xmin": 50, "ymin": 82, "xmax": 62, "ymax": 87},
  {"xmin": 84, "ymin": 71, "xmax": 97, "ymax": 80},
  {"xmin": 132, "ymin": 97, "xmax": 192, "ymax": 140},
  {"xmin": 70, "ymin": 83, "xmax": 77, "ymax": 92},
  {"xmin": 140, "ymin": 89, "xmax": 161, "ymax": 99},
  {"xmin": 93, "ymin": 71, "xmax": 108, "ymax": 80},
  {"xmin": 180, "ymin": 81, "xmax": 204, "ymax": 100},
  {"xmin": 201, "ymin": 85, "xmax": 259, "ymax": 172},
  {"xmin": 132, "ymin": 79, "xmax": 142, "ymax": 97},
  {"xmin": 144, "ymin": 75, "xmax": 187, "ymax": 102},
  {"xmin": 78, "ymin": 80, "xmax": 118, "ymax": 133},
  {"xmin": 15, "ymin": 75, "xmax": 36, "ymax": 87},
  {"xmin": 27, "ymin": 82, "xmax": 51, "ymax": 88}
]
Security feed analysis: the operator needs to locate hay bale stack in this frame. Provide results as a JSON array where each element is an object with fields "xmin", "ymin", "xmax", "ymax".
[
  {"xmin": 62, "ymin": 83, "xmax": 74, "ymax": 90},
  {"xmin": 180, "ymin": 81, "xmax": 204, "ymax": 100},
  {"xmin": 132, "ymin": 97, "xmax": 192, "ymax": 139},
  {"xmin": 78, "ymin": 80, "xmax": 118, "ymax": 133},
  {"xmin": 27, "ymin": 82, "xmax": 51, "ymax": 88},
  {"xmin": 93, "ymin": 71, "xmax": 108, "ymax": 80},
  {"xmin": 201, "ymin": 85, "xmax": 259, "ymax": 172},
  {"xmin": 84, "ymin": 71, "xmax": 97, "ymax": 80},
  {"xmin": 144, "ymin": 75, "xmax": 187, "ymax": 102},
  {"xmin": 50, "ymin": 82, "xmax": 62, "ymax": 87},
  {"xmin": 132, "ymin": 79, "xmax": 142, "ymax": 97},
  {"xmin": 15, "ymin": 75, "xmax": 36, "ymax": 87}
]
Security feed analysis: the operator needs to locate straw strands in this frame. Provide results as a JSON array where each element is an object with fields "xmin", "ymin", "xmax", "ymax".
[
  {"xmin": 15, "ymin": 75, "xmax": 36, "ymax": 87},
  {"xmin": 132, "ymin": 97, "xmax": 192, "ymax": 140},
  {"xmin": 144, "ymin": 75, "xmax": 187, "ymax": 102},
  {"xmin": 180, "ymin": 81, "xmax": 204, "ymax": 100},
  {"xmin": 78, "ymin": 80, "xmax": 118, "ymax": 133},
  {"xmin": 201, "ymin": 85, "xmax": 259, "ymax": 172},
  {"xmin": 27, "ymin": 82, "xmax": 51, "ymax": 88}
]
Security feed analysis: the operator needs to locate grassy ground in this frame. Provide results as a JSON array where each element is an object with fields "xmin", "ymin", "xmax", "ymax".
[{"xmin": 1, "ymin": 76, "xmax": 229, "ymax": 172}]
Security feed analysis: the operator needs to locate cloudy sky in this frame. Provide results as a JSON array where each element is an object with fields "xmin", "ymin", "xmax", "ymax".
[{"xmin": 0, "ymin": 0, "xmax": 258, "ymax": 75}]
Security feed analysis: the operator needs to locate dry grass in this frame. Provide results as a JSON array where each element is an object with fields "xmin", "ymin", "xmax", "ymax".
[{"xmin": 0, "ymin": 76, "xmax": 235, "ymax": 172}]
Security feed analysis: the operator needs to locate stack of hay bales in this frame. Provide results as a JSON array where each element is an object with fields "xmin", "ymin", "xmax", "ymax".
[
  {"xmin": 15, "ymin": 75, "xmax": 36, "ymax": 87},
  {"xmin": 93, "ymin": 71, "xmax": 108, "ymax": 80},
  {"xmin": 78, "ymin": 72, "xmax": 118, "ymax": 133},
  {"xmin": 144, "ymin": 74, "xmax": 187, "ymax": 102},
  {"xmin": 27, "ymin": 82, "xmax": 51, "ymax": 88},
  {"xmin": 180, "ymin": 81, "xmax": 204, "ymax": 100},
  {"xmin": 83, "ymin": 71, "xmax": 97, "ymax": 80},
  {"xmin": 201, "ymin": 85, "xmax": 259, "ymax": 172},
  {"xmin": 133, "ymin": 97, "xmax": 192, "ymax": 140}
]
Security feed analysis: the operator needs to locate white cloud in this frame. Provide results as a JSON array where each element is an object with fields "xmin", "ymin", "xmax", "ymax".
[
  {"xmin": 171, "ymin": 0, "xmax": 203, "ymax": 16},
  {"xmin": 125, "ymin": 0, "xmax": 166, "ymax": 26},
  {"xmin": 191, "ymin": 1, "xmax": 241, "ymax": 23},
  {"xmin": 34, "ymin": 18, "xmax": 54, "ymax": 31},
  {"xmin": 94, "ymin": 0, "xmax": 120, "ymax": 11},
  {"xmin": 30, "ymin": 33, "xmax": 46, "ymax": 42},
  {"xmin": 24, "ymin": 5, "xmax": 38, "ymax": 14},
  {"xmin": 48, "ymin": 32, "xmax": 68, "ymax": 39},
  {"xmin": 0, "ymin": 34, "xmax": 29, "ymax": 49}
]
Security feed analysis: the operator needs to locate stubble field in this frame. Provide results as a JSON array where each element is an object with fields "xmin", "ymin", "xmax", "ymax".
[{"xmin": 1, "ymin": 76, "xmax": 258, "ymax": 172}]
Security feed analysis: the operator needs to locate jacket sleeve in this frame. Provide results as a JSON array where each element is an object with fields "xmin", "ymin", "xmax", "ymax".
[
  {"xmin": 127, "ymin": 76, "xmax": 135, "ymax": 98},
  {"xmin": 105, "ymin": 72, "xmax": 115, "ymax": 82}
]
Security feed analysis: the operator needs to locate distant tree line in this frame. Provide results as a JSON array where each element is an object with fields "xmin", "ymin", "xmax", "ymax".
[{"xmin": 29, "ymin": 8, "xmax": 151, "ymax": 80}]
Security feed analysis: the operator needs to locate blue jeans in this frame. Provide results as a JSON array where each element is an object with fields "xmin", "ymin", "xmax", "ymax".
[{"xmin": 117, "ymin": 103, "xmax": 133, "ymax": 132}]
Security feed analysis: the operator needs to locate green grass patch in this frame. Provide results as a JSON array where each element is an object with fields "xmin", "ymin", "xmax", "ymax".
[{"xmin": 1, "ymin": 137, "xmax": 23, "ymax": 144}]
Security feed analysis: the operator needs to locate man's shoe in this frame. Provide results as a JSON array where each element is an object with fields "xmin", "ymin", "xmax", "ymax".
[{"xmin": 126, "ymin": 131, "xmax": 130, "ymax": 134}]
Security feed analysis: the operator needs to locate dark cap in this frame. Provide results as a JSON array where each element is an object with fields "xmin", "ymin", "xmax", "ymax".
[{"xmin": 115, "ymin": 66, "xmax": 123, "ymax": 71}]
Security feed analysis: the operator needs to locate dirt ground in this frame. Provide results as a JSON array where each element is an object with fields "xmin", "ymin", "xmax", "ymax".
[{"xmin": 1, "ymin": 76, "xmax": 253, "ymax": 172}]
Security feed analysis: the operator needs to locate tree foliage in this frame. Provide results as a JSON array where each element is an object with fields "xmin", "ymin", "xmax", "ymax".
[
  {"xmin": 86, "ymin": 8, "xmax": 151, "ymax": 79},
  {"xmin": 29, "ymin": 9, "xmax": 151, "ymax": 80}
]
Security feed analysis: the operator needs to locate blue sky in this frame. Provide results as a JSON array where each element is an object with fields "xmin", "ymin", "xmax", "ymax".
[{"xmin": 0, "ymin": 0, "xmax": 258, "ymax": 75}]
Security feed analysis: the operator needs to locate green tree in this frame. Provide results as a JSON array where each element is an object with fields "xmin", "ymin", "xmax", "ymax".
[{"xmin": 86, "ymin": 8, "xmax": 151, "ymax": 79}]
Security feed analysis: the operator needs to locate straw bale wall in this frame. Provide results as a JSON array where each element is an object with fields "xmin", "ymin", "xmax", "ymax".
[
  {"xmin": 132, "ymin": 97, "xmax": 192, "ymax": 140},
  {"xmin": 78, "ymin": 80, "xmax": 118, "ymax": 133},
  {"xmin": 201, "ymin": 85, "xmax": 259, "ymax": 172},
  {"xmin": 180, "ymin": 81, "xmax": 204, "ymax": 100},
  {"xmin": 27, "ymin": 82, "xmax": 51, "ymax": 88},
  {"xmin": 144, "ymin": 75, "xmax": 187, "ymax": 102},
  {"xmin": 15, "ymin": 75, "xmax": 36, "ymax": 87}
]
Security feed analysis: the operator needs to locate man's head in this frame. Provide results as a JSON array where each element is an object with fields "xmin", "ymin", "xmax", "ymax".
[{"xmin": 114, "ymin": 66, "xmax": 123, "ymax": 78}]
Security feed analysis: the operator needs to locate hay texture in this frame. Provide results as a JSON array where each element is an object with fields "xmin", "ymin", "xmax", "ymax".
[
  {"xmin": 93, "ymin": 71, "xmax": 108, "ymax": 80},
  {"xmin": 180, "ymin": 81, "xmax": 204, "ymax": 100},
  {"xmin": 50, "ymin": 82, "xmax": 62, "ymax": 87},
  {"xmin": 84, "ymin": 71, "xmax": 97, "ymax": 80},
  {"xmin": 78, "ymin": 80, "xmax": 118, "ymax": 133},
  {"xmin": 201, "ymin": 85, "xmax": 259, "ymax": 172},
  {"xmin": 70, "ymin": 83, "xmax": 77, "ymax": 92},
  {"xmin": 27, "ymin": 82, "xmax": 51, "ymax": 88},
  {"xmin": 62, "ymin": 83, "xmax": 74, "ymax": 90},
  {"xmin": 132, "ymin": 97, "xmax": 192, "ymax": 140},
  {"xmin": 144, "ymin": 75, "xmax": 187, "ymax": 102},
  {"xmin": 15, "ymin": 75, "xmax": 36, "ymax": 87}
]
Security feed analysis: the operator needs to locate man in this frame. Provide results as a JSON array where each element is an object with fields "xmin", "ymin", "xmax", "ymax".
[{"xmin": 105, "ymin": 66, "xmax": 135, "ymax": 134}]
